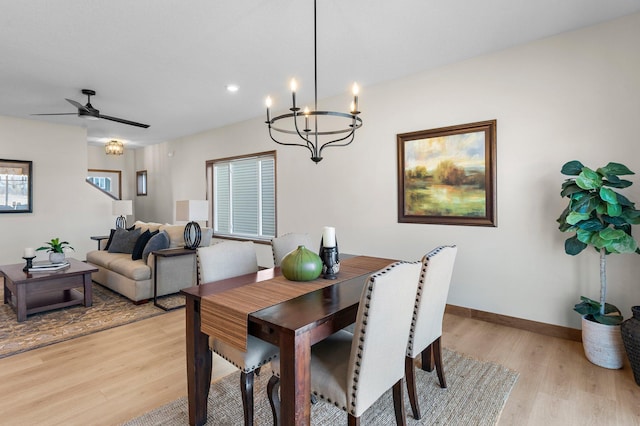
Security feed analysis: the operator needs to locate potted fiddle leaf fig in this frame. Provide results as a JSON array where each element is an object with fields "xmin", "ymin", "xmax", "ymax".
[{"xmin": 557, "ymin": 160, "xmax": 640, "ymax": 369}]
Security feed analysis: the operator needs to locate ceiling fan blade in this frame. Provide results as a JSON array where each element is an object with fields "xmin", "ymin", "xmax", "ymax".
[
  {"xmin": 65, "ymin": 98, "xmax": 90, "ymax": 112},
  {"xmin": 99, "ymin": 114, "xmax": 150, "ymax": 128},
  {"xmin": 30, "ymin": 113, "xmax": 77, "ymax": 116}
]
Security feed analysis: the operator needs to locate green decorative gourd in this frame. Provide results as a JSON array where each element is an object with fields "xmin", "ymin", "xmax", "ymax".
[{"xmin": 281, "ymin": 245, "xmax": 323, "ymax": 282}]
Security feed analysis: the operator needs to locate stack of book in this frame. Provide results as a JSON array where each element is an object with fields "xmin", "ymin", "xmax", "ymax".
[{"xmin": 28, "ymin": 260, "xmax": 70, "ymax": 272}]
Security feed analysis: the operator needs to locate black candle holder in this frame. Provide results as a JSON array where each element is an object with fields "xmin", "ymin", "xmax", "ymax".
[
  {"xmin": 22, "ymin": 256, "xmax": 35, "ymax": 272},
  {"xmin": 320, "ymin": 245, "xmax": 340, "ymax": 280}
]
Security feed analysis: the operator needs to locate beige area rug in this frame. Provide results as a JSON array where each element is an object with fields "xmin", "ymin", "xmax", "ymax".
[
  {"xmin": 124, "ymin": 349, "xmax": 519, "ymax": 426},
  {"xmin": 0, "ymin": 282, "xmax": 184, "ymax": 359}
]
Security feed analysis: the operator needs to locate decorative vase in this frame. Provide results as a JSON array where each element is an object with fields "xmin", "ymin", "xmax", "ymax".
[
  {"xmin": 49, "ymin": 252, "xmax": 65, "ymax": 263},
  {"xmin": 281, "ymin": 245, "xmax": 322, "ymax": 282},
  {"xmin": 621, "ymin": 306, "xmax": 640, "ymax": 386},
  {"xmin": 581, "ymin": 315, "xmax": 625, "ymax": 369}
]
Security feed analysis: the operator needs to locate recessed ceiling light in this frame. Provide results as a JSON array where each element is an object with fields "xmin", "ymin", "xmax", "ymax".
[{"xmin": 226, "ymin": 84, "xmax": 239, "ymax": 93}]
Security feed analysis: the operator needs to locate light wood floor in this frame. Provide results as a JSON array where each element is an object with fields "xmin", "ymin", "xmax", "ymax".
[{"xmin": 0, "ymin": 311, "xmax": 638, "ymax": 425}]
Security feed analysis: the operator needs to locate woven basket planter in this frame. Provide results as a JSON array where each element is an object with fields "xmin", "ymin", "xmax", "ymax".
[
  {"xmin": 621, "ymin": 306, "xmax": 640, "ymax": 385},
  {"xmin": 581, "ymin": 316, "xmax": 624, "ymax": 369}
]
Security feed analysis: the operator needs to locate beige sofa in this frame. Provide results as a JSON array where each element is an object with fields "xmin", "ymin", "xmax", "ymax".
[{"xmin": 86, "ymin": 221, "xmax": 212, "ymax": 303}]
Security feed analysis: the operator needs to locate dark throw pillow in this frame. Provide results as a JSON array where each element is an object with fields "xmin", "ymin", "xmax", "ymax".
[
  {"xmin": 108, "ymin": 227, "xmax": 142, "ymax": 254},
  {"xmin": 103, "ymin": 229, "xmax": 116, "ymax": 251},
  {"xmin": 131, "ymin": 230, "xmax": 153, "ymax": 261},
  {"xmin": 142, "ymin": 230, "xmax": 170, "ymax": 263}
]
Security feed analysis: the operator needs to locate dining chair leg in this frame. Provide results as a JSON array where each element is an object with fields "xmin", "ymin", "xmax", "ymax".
[
  {"xmin": 421, "ymin": 343, "xmax": 434, "ymax": 372},
  {"xmin": 405, "ymin": 356, "xmax": 421, "ymax": 419},
  {"xmin": 433, "ymin": 337, "xmax": 447, "ymax": 388},
  {"xmin": 392, "ymin": 379, "xmax": 407, "ymax": 426},
  {"xmin": 267, "ymin": 375, "xmax": 281, "ymax": 426},
  {"xmin": 347, "ymin": 414, "xmax": 360, "ymax": 426},
  {"xmin": 240, "ymin": 371, "xmax": 254, "ymax": 426}
]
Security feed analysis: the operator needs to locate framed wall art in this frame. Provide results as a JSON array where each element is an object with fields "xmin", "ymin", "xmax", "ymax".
[
  {"xmin": 0, "ymin": 159, "xmax": 33, "ymax": 213},
  {"xmin": 397, "ymin": 120, "xmax": 497, "ymax": 227}
]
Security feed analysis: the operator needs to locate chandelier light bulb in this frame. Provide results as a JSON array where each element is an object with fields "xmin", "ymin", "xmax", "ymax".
[
  {"xmin": 265, "ymin": 96, "xmax": 272, "ymax": 123},
  {"xmin": 352, "ymin": 83, "xmax": 359, "ymax": 95},
  {"xmin": 303, "ymin": 106, "xmax": 310, "ymax": 132},
  {"xmin": 290, "ymin": 79, "xmax": 298, "ymax": 93}
]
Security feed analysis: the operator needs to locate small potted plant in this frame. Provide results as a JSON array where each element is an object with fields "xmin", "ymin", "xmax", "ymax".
[
  {"xmin": 557, "ymin": 160, "xmax": 640, "ymax": 369},
  {"xmin": 37, "ymin": 237, "xmax": 74, "ymax": 263}
]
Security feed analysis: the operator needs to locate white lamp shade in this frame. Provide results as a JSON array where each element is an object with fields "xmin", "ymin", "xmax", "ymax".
[
  {"xmin": 112, "ymin": 200, "xmax": 133, "ymax": 216},
  {"xmin": 176, "ymin": 200, "xmax": 209, "ymax": 222}
]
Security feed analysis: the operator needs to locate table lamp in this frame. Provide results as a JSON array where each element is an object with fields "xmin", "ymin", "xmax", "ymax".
[
  {"xmin": 112, "ymin": 200, "xmax": 133, "ymax": 229},
  {"xmin": 176, "ymin": 200, "xmax": 209, "ymax": 249}
]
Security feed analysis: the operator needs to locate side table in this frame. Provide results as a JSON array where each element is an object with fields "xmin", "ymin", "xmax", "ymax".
[
  {"xmin": 152, "ymin": 247, "xmax": 196, "ymax": 310},
  {"xmin": 90, "ymin": 235, "xmax": 110, "ymax": 250}
]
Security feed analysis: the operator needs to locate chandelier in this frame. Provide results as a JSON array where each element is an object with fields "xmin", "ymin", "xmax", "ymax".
[
  {"xmin": 105, "ymin": 140, "xmax": 124, "ymax": 155},
  {"xmin": 265, "ymin": 0, "xmax": 363, "ymax": 163}
]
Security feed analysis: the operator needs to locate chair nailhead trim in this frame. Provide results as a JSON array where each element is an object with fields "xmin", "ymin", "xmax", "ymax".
[
  {"xmin": 406, "ymin": 246, "xmax": 456, "ymax": 357},
  {"xmin": 347, "ymin": 260, "xmax": 421, "ymax": 412},
  {"xmin": 212, "ymin": 350, "xmax": 277, "ymax": 373}
]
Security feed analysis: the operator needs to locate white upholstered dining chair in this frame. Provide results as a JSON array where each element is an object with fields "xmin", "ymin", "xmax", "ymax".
[
  {"xmin": 271, "ymin": 232, "xmax": 315, "ymax": 266},
  {"xmin": 267, "ymin": 261, "xmax": 422, "ymax": 426},
  {"xmin": 196, "ymin": 240, "xmax": 279, "ymax": 426},
  {"xmin": 405, "ymin": 245, "xmax": 457, "ymax": 420}
]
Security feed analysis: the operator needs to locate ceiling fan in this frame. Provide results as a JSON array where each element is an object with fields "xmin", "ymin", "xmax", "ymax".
[{"xmin": 32, "ymin": 89, "xmax": 150, "ymax": 128}]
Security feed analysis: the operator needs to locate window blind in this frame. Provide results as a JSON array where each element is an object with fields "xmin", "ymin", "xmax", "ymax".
[{"xmin": 212, "ymin": 153, "xmax": 275, "ymax": 240}]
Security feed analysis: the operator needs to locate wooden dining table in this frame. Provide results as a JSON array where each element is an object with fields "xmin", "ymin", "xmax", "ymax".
[{"xmin": 181, "ymin": 255, "xmax": 395, "ymax": 426}]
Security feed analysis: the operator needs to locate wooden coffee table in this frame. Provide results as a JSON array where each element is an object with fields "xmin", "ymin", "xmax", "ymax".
[{"xmin": 0, "ymin": 258, "xmax": 98, "ymax": 322}]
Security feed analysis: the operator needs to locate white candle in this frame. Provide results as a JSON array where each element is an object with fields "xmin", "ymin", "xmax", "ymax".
[
  {"xmin": 24, "ymin": 247, "xmax": 35, "ymax": 258},
  {"xmin": 290, "ymin": 79, "xmax": 298, "ymax": 109},
  {"xmin": 323, "ymin": 226, "xmax": 336, "ymax": 248},
  {"xmin": 352, "ymin": 82, "xmax": 360, "ymax": 112},
  {"xmin": 303, "ymin": 106, "xmax": 310, "ymax": 130},
  {"xmin": 265, "ymin": 96, "xmax": 272, "ymax": 123}
]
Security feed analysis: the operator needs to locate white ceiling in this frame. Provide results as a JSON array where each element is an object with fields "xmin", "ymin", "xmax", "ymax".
[{"xmin": 2, "ymin": 0, "xmax": 640, "ymax": 148}]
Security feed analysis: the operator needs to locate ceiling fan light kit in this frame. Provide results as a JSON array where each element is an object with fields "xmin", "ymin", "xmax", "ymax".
[{"xmin": 264, "ymin": 0, "xmax": 363, "ymax": 163}]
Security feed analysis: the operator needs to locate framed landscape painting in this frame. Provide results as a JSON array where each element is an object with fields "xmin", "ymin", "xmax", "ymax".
[
  {"xmin": 0, "ymin": 159, "xmax": 33, "ymax": 213},
  {"xmin": 397, "ymin": 120, "xmax": 497, "ymax": 226}
]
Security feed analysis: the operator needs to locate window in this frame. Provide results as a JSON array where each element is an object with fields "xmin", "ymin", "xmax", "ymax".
[
  {"xmin": 1, "ymin": 159, "xmax": 32, "ymax": 213},
  {"xmin": 87, "ymin": 169, "xmax": 121, "ymax": 200},
  {"xmin": 136, "ymin": 170, "xmax": 147, "ymax": 196},
  {"xmin": 207, "ymin": 151, "xmax": 276, "ymax": 241},
  {"xmin": 87, "ymin": 176, "xmax": 111, "ymax": 192}
]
